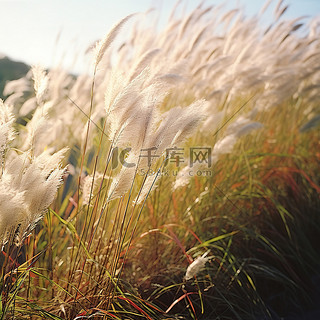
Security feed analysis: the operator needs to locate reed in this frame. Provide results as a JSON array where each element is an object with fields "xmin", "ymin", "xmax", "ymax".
[{"xmin": 1, "ymin": 1, "xmax": 319, "ymax": 319}]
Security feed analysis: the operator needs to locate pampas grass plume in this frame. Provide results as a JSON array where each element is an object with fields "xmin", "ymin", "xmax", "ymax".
[
  {"xmin": 185, "ymin": 250, "xmax": 213, "ymax": 281},
  {"xmin": 94, "ymin": 13, "xmax": 137, "ymax": 68}
]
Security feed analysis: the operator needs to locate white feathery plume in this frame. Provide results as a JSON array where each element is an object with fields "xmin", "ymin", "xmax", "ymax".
[
  {"xmin": 201, "ymin": 110, "xmax": 225, "ymax": 133},
  {"xmin": 174, "ymin": 115, "xmax": 262, "ymax": 190},
  {"xmin": 32, "ymin": 65, "xmax": 49, "ymax": 104},
  {"xmin": 20, "ymin": 165, "xmax": 64, "ymax": 232},
  {"xmin": 107, "ymin": 152, "xmax": 139, "ymax": 202},
  {"xmin": 129, "ymin": 48, "xmax": 161, "ymax": 81},
  {"xmin": 104, "ymin": 70, "xmax": 126, "ymax": 114},
  {"xmin": 0, "ymin": 99, "xmax": 15, "ymax": 138},
  {"xmin": 0, "ymin": 99, "xmax": 15, "ymax": 161},
  {"xmin": 213, "ymin": 134, "xmax": 238, "ymax": 155},
  {"xmin": 173, "ymin": 162, "xmax": 201, "ymax": 190},
  {"xmin": 82, "ymin": 172, "xmax": 106, "ymax": 206},
  {"xmin": 171, "ymin": 100, "xmax": 207, "ymax": 146},
  {"xmin": 23, "ymin": 101, "xmax": 53, "ymax": 152},
  {"xmin": 259, "ymin": 0, "xmax": 273, "ymax": 16},
  {"xmin": 94, "ymin": 13, "xmax": 137, "ymax": 68},
  {"xmin": 0, "ymin": 149, "xmax": 66, "ymax": 244},
  {"xmin": 2, "ymin": 92, "xmax": 24, "ymax": 107},
  {"xmin": 145, "ymin": 106, "xmax": 183, "ymax": 151},
  {"xmin": 113, "ymin": 103, "xmax": 155, "ymax": 151},
  {"xmin": 19, "ymin": 96, "xmax": 37, "ymax": 116},
  {"xmin": 106, "ymin": 68, "xmax": 150, "ymax": 131},
  {"xmin": 31, "ymin": 148, "xmax": 68, "ymax": 177},
  {"xmin": 148, "ymin": 100, "xmax": 207, "ymax": 154},
  {"xmin": 213, "ymin": 117, "xmax": 263, "ymax": 155},
  {"xmin": 274, "ymin": 0, "xmax": 287, "ymax": 21},
  {"xmin": 185, "ymin": 251, "xmax": 213, "ymax": 281},
  {"xmin": 154, "ymin": 73, "xmax": 185, "ymax": 86},
  {"xmin": 0, "ymin": 99, "xmax": 14, "ymax": 122},
  {"xmin": 0, "ymin": 184, "xmax": 26, "ymax": 243},
  {"xmin": 3, "ymin": 77, "xmax": 31, "ymax": 97},
  {"xmin": 134, "ymin": 172, "xmax": 161, "ymax": 205},
  {"xmin": 108, "ymin": 74, "xmax": 164, "ymax": 152}
]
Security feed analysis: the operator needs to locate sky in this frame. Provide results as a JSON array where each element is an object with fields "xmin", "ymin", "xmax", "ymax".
[{"xmin": 0, "ymin": 0, "xmax": 319, "ymax": 75}]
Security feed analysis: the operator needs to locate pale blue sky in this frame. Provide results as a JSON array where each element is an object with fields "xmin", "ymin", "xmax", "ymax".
[{"xmin": 0, "ymin": 0, "xmax": 319, "ymax": 74}]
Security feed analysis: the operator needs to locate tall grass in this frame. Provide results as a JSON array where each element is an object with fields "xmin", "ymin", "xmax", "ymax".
[{"xmin": 1, "ymin": 1, "xmax": 320, "ymax": 319}]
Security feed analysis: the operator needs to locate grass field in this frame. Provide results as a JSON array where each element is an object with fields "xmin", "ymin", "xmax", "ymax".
[{"xmin": 1, "ymin": 1, "xmax": 320, "ymax": 319}]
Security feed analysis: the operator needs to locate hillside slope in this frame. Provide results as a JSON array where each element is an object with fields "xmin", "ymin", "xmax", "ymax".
[{"xmin": 0, "ymin": 56, "xmax": 29, "ymax": 99}]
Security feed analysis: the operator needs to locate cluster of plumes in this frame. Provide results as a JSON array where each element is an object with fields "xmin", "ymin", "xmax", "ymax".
[
  {"xmin": 86, "ymin": 14, "xmax": 206, "ymax": 204},
  {"xmin": 104, "ymin": 69, "xmax": 206, "ymax": 202},
  {"xmin": 0, "ymin": 67, "xmax": 66, "ymax": 246},
  {"xmin": 3, "ymin": 1, "xmax": 320, "ymax": 201}
]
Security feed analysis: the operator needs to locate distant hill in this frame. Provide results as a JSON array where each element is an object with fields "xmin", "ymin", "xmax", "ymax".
[{"xmin": 0, "ymin": 56, "xmax": 30, "ymax": 99}]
